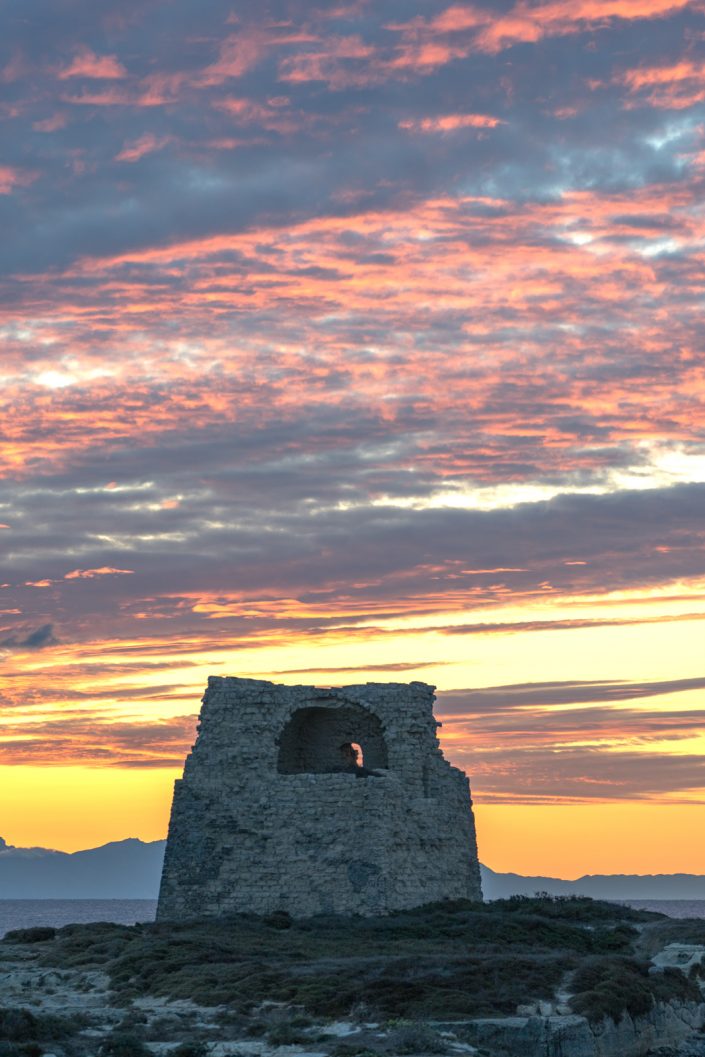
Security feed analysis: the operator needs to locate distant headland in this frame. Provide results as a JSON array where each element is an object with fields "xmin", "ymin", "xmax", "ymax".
[{"xmin": 2, "ymin": 836, "xmax": 703, "ymax": 901}]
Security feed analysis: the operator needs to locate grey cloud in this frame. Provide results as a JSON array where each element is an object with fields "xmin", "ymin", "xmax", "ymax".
[
  {"xmin": 438, "ymin": 676, "xmax": 705, "ymax": 712},
  {"xmin": 436, "ymin": 676, "xmax": 705, "ymax": 801},
  {"xmin": 0, "ymin": 624, "xmax": 57, "ymax": 652},
  {"xmin": 3, "ymin": 474, "xmax": 705, "ymax": 640},
  {"xmin": 462, "ymin": 745, "xmax": 705, "ymax": 802}
]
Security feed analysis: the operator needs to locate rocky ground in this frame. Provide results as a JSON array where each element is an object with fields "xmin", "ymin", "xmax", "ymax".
[{"xmin": 1, "ymin": 897, "xmax": 705, "ymax": 1057}]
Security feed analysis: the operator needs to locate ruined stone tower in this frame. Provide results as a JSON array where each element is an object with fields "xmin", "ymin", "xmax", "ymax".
[{"xmin": 157, "ymin": 677, "xmax": 482, "ymax": 919}]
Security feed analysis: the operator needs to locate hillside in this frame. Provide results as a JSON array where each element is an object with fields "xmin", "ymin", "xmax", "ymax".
[{"xmin": 1, "ymin": 897, "xmax": 705, "ymax": 1056}]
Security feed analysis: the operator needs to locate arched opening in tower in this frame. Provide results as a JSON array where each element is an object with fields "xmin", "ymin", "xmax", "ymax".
[{"xmin": 277, "ymin": 705, "xmax": 387, "ymax": 775}]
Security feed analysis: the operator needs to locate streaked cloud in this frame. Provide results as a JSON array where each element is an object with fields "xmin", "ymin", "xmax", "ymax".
[{"xmin": 438, "ymin": 677, "xmax": 705, "ymax": 802}]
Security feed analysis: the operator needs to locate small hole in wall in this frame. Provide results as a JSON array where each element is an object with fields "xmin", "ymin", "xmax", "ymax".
[{"xmin": 341, "ymin": 742, "xmax": 364, "ymax": 768}]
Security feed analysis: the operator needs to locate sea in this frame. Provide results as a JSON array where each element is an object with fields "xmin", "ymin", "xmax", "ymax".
[
  {"xmin": 622, "ymin": 899, "xmax": 705, "ymax": 919},
  {"xmin": 1, "ymin": 898, "xmax": 705, "ymax": 937},
  {"xmin": 0, "ymin": 899, "xmax": 158, "ymax": 938}
]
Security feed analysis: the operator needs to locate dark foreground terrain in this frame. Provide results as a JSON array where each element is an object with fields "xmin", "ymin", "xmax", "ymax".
[{"xmin": 1, "ymin": 896, "xmax": 705, "ymax": 1057}]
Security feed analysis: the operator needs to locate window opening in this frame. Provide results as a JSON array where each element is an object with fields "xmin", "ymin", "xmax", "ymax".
[{"xmin": 277, "ymin": 705, "xmax": 387, "ymax": 775}]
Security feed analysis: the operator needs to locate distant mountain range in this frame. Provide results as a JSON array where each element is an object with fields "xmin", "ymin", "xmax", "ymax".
[
  {"xmin": 480, "ymin": 864, "xmax": 705, "ymax": 901},
  {"xmin": 1, "ymin": 836, "xmax": 703, "ymax": 901},
  {"xmin": 0, "ymin": 836, "xmax": 166, "ymax": 899}
]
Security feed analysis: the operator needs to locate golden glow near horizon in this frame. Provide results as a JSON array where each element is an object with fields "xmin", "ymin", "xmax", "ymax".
[{"xmin": 3, "ymin": 589, "xmax": 705, "ymax": 874}]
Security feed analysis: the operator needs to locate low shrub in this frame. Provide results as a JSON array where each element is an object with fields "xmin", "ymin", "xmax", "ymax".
[
  {"xmin": 569, "ymin": 957, "xmax": 701, "ymax": 1025},
  {"xmin": 0, "ymin": 1007, "xmax": 83, "ymax": 1043},
  {"xmin": 267, "ymin": 1021, "xmax": 310, "ymax": 1045},
  {"xmin": 650, "ymin": 966, "xmax": 702, "ymax": 1005},
  {"xmin": 263, "ymin": 910, "xmax": 292, "ymax": 930},
  {"xmin": 331, "ymin": 1046, "xmax": 382, "ymax": 1057},
  {"xmin": 99, "ymin": 1030, "xmax": 151, "ymax": 1056},
  {"xmin": 3, "ymin": 927, "xmax": 56, "ymax": 944},
  {"xmin": 172, "ymin": 1043, "xmax": 209, "ymax": 1057},
  {"xmin": 385, "ymin": 1021, "xmax": 449, "ymax": 1054},
  {"xmin": 570, "ymin": 957, "xmax": 653, "ymax": 1023}
]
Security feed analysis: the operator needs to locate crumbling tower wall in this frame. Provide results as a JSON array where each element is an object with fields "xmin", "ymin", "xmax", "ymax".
[{"xmin": 157, "ymin": 677, "xmax": 482, "ymax": 919}]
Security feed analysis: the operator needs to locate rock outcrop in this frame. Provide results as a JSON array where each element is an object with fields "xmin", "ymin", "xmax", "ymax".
[{"xmin": 449, "ymin": 1000, "xmax": 705, "ymax": 1057}]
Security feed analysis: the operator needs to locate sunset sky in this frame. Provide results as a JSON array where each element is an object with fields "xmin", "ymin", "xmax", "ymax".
[{"xmin": 2, "ymin": 0, "xmax": 705, "ymax": 878}]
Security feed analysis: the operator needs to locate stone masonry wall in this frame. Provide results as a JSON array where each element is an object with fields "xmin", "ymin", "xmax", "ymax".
[{"xmin": 157, "ymin": 677, "xmax": 482, "ymax": 919}]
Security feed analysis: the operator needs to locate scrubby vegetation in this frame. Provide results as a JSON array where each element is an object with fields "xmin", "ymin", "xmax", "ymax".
[
  {"xmin": 636, "ymin": 916, "xmax": 705, "ymax": 958},
  {"xmin": 98, "ymin": 1031, "xmax": 151, "ymax": 1057},
  {"xmin": 2, "ymin": 897, "xmax": 705, "ymax": 1055},
  {"xmin": 569, "ymin": 956, "xmax": 702, "ymax": 1023},
  {"xmin": 2, "ymin": 896, "xmax": 664, "ymax": 1022},
  {"xmin": 3, "ymin": 927, "xmax": 56, "ymax": 944},
  {"xmin": 0, "ymin": 1006, "xmax": 86, "ymax": 1056}
]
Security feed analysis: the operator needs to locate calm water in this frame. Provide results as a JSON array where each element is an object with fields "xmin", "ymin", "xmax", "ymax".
[
  {"xmin": 0, "ymin": 899, "xmax": 157, "ymax": 938},
  {"xmin": 623, "ymin": 899, "xmax": 705, "ymax": 919},
  {"xmin": 1, "ymin": 898, "xmax": 704, "ymax": 938}
]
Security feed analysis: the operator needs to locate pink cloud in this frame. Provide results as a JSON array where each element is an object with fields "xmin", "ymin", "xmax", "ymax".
[
  {"xmin": 0, "ymin": 165, "xmax": 37, "ymax": 194},
  {"xmin": 399, "ymin": 113, "xmax": 504, "ymax": 132},
  {"xmin": 1, "ymin": 50, "xmax": 26, "ymax": 83},
  {"xmin": 115, "ymin": 133, "xmax": 173, "ymax": 162},
  {"xmin": 616, "ymin": 58, "xmax": 705, "ymax": 108},
  {"xmin": 277, "ymin": 34, "xmax": 377, "ymax": 87},
  {"xmin": 213, "ymin": 96, "xmax": 300, "ymax": 133},
  {"xmin": 64, "ymin": 568, "xmax": 135, "ymax": 580},
  {"xmin": 32, "ymin": 113, "xmax": 68, "ymax": 132},
  {"xmin": 392, "ymin": 0, "xmax": 696, "ymax": 58},
  {"xmin": 58, "ymin": 47, "xmax": 127, "ymax": 80},
  {"xmin": 197, "ymin": 30, "xmax": 267, "ymax": 85}
]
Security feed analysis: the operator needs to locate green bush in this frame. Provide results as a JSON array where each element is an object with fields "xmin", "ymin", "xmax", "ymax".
[
  {"xmin": 172, "ymin": 1043, "xmax": 209, "ymax": 1057},
  {"xmin": 331, "ymin": 1046, "xmax": 382, "ymax": 1057},
  {"xmin": 2, "ymin": 927, "xmax": 55, "ymax": 944},
  {"xmin": 99, "ymin": 1030, "xmax": 151, "ymax": 1056},
  {"xmin": 267, "ymin": 1021, "xmax": 310, "ymax": 1045},
  {"xmin": 650, "ymin": 966, "xmax": 702, "ymax": 1005},
  {"xmin": 569, "ymin": 957, "xmax": 701, "ymax": 1024},
  {"xmin": 385, "ymin": 1021, "xmax": 449, "ymax": 1054},
  {"xmin": 570, "ymin": 957, "xmax": 653, "ymax": 1023},
  {"xmin": 0, "ymin": 1007, "xmax": 83, "ymax": 1043},
  {"xmin": 263, "ymin": 910, "xmax": 292, "ymax": 930}
]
